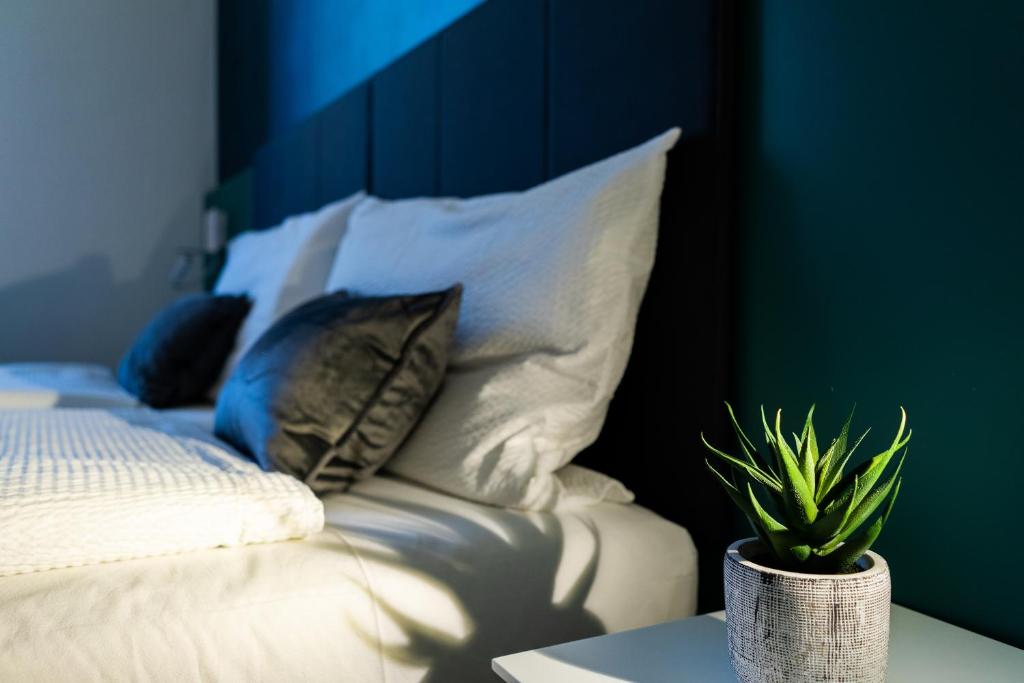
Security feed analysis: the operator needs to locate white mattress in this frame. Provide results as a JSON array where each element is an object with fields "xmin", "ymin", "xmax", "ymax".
[{"xmin": 0, "ymin": 473, "xmax": 697, "ymax": 682}]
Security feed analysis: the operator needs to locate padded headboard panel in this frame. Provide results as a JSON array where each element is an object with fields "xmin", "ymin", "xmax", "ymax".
[{"xmin": 209, "ymin": 0, "xmax": 736, "ymax": 610}]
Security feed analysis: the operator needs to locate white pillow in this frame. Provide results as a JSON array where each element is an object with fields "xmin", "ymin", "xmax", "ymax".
[
  {"xmin": 213, "ymin": 192, "xmax": 364, "ymax": 389},
  {"xmin": 325, "ymin": 130, "xmax": 678, "ymax": 509},
  {"xmin": 553, "ymin": 465, "xmax": 635, "ymax": 509}
]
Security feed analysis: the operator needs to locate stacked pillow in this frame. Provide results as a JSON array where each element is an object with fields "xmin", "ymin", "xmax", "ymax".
[
  {"xmin": 324, "ymin": 128, "xmax": 680, "ymax": 509},
  {"xmin": 154, "ymin": 129, "xmax": 674, "ymax": 510},
  {"xmin": 116, "ymin": 193, "xmax": 362, "ymax": 409},
  {"xmin": 212, "ymin": 191, "xmax": 365, "ymax": 391}
]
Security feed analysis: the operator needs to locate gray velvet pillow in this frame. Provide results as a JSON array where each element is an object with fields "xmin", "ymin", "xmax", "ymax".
[{"xmin": 214, "ymin": 285, "xmax": 461, "ymax": 493}]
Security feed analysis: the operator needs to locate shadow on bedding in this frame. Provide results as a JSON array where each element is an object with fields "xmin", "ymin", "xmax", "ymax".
[{"xmin": 333, "ymin": 490, "xmax": 604, "ymax": 683}]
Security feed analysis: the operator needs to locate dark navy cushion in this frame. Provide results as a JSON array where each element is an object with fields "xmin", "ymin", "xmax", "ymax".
[
  {"xmin": 118, "ymin": 294, "xmax": 251, "ymax": 407},
  {"xmin": 214, "ymin": 285, "xmax": 461, "ymax": 493}
]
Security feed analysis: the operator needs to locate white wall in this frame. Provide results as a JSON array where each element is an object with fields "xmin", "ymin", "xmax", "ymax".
[{"xmin": 0, "ymin": 0, "xmax": 216, "ymax": 366}]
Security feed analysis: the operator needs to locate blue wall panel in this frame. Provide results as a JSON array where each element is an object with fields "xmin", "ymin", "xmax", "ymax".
[
  {"xmin": 220, "ymin": 0, "xmax": 483, "ymax": 177},
  {"xmin": 266, "ymin": 0, "xmax": 481, "ymax": 134},
  {"xmin": 317, "ymin": 85, "xmax": 369, "ymax": 206},
  {"xmin": 548, "ymin": 0, "xmax": 714, "ymax": 175},
  {"xmin": 371, "ymin": 39, "xmax": 439, "ymax": 198},
  {"xmin": 252, "ymin": 116, "xmax": 319, "ymax": 230},
  {"xmin": 439, "ymin": 0, "xmax": 546, "ymax": 196},
  {"xmin": 215, "ymin": 2, "xmax": 735, "ymax": 619}
]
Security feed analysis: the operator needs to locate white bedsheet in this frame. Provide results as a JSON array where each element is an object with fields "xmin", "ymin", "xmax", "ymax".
[
  {"xmin": 0, "ymin": 474, "xmax": 697, "ymax": 682},
  {"xmin": 160, "ymin": 403, "xmax": 217, "ymax": 432},
  {"xmin": 0, "ymin": 363, "xmax": 137, "ymax": 408}
]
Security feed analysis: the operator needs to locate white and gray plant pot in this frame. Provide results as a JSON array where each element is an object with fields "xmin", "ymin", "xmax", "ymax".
[{"xmin": 723, "ymin": 538, "xmax": 891, "ymax": 683}]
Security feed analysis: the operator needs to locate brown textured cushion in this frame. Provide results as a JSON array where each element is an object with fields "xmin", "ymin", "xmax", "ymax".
[{"xmin": 214, "ymin": 285, "xmax": 461, "ymax": 493}]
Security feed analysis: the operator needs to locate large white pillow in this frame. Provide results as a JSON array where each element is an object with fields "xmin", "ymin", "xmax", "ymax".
[
  {"xmin": 325, "ymin": 130, "xmax": 679, "ymax": 509},
  {"xmin": 213, "ymin": 192, "xmax": 364, "ymax": 389}
]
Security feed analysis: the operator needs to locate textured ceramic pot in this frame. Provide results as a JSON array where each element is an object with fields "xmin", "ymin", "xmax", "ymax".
[{"xmin": 723, "ymin": 538, "xmax": 891, "ymax": 683}]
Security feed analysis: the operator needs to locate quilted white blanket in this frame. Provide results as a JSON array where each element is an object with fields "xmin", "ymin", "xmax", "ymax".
[{"xmin": 0, "ymin": 409, "xmax": 324, "ymax": 576}]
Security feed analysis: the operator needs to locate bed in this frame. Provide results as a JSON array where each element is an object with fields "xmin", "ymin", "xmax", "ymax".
[
  {"xmin": 210, "ymin": 0, "xmax": 737, "ymax": 600},
  {"xmin": 1, "ymin": 443, "xmax": 695, "ymax": 681},
  {"xmin": 0, "ymin": 1, "xmax": 735, "ymax": 680}
]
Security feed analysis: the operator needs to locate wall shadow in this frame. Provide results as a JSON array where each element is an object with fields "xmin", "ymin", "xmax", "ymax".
[{"xmin": 0, "ymin": 193, "xmax": 202, "ymax": 367}]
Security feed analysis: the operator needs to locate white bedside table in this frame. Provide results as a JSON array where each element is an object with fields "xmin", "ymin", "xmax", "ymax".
[{"xmin": 492, "ymin": 604, "xmax": 1022, "ymax": 682}]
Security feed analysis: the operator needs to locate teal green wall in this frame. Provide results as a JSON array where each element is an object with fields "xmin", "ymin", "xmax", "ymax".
[{"xmin": 738, "ymin": 1, "xmax": 1023, "ymax": 647}]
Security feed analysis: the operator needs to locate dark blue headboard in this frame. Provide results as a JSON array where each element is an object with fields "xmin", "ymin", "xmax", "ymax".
[{"xmin": 209, "ymin": 0, "xmax": 736, "ymax": 611}]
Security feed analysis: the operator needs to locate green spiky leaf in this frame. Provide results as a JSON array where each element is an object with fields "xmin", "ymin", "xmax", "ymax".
[
  {"xmin": 705, "ymin": 460, "xmax": 777, "ymax": 551},
  {"xmin": 809, "ymin": 475, "xmax": 858, "ymax": 544},
  {"xmin": 725, "ymin": 402, "xmax": 777, "ymax": 478},
  {"xmin": 816, "ymin": 405, "xmax": 855, "ymax": 482},
  {"xmin": 829, "ymin": 477, "xmax": 902, "ymax": 572},
  {"xmin": 789, "ymin": 544, "xmax": 812, "ymax": 562},
  {"xmin": 801, "ymin": 405, "xmax": 819, "ymax": 466},
  {"xmin": 761, "ymin": 406, "xmax": 777, "ymax": 450},
  {"xmin": 798, "ymin": 427, "xmax": 816, "ymax": 500},
  {"xmin": 773, "ymin": 410, "xmax": 818, "ymax": 526},
  {"xmin": 821, "ymin": 408, "xmax": 909, "ymax": 511},
  {"xmin": 817, "ymin": 427, "xmax": 871, "ymax": 504},
  {"xmin": 820, "ymin": 452, "xmax": 906, "ymax": 553},
  {"xmin": 705, "ymin": 460, "xmax": 755, "ymax": 517},
  {"xmin": 703, "ymin": 403, "xmax": 910, "ymax": 575},
  {"xmin": 701, "ymin": 433, "xmax": 782, "ymax": 493},
  {"xmin": 745, "ymin": 483, "xmax": 807, "ymax": 563}
]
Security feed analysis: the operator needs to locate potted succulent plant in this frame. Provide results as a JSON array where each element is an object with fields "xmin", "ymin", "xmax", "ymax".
[{"xmin": 702, "ymin": 404, "xmax": 910, "ymax": 683}]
